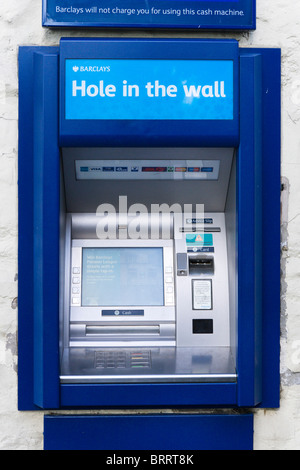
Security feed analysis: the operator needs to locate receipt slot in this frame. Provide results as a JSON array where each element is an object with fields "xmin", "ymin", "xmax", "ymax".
[{"xmin": 18, "ymin": 39, "xmax": 280, "ymax": 415}]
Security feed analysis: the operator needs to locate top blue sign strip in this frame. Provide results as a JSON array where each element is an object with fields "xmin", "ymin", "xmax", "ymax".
[
  {"xmin": 66, "ymin": 59, "xmax": 234, "ymax": 121},
  {"xmin": 43, "ymin": 0, "xmax": 255, "ymax": 30},
  {"xmin": 59, "ymin": 38, "xmax": 240, "ymax": 147}
]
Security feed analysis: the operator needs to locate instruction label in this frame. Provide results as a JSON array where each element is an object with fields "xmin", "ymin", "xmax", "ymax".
[{"xmin": 193, "ymin": 280, "xmax": 212, "ymax": 310}]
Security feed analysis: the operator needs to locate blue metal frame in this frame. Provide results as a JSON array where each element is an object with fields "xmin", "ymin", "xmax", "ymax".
[
  {"xmin": 18, "ymin": 47, "xmax": 36, "ymax": 410},
  {"xmin": 18, "ymin": 46, "xmax": 60, "ymax": 410},
  {"xmin": 44, "ymin": 414, "xmax": 254, "ymax": 450},
  {"xmin": 18, "ymin": 39, "xmax": 280, "ymax": 411},
  {"xmin": 237, "ymin": 52, "xmax": 263, "ymax": 406},
  {"xmin": 251, "ymin": 48, "xmax": 281, "ymax": 408},
  {"xmin": 32, "ymin": 51, "xmax": 61, "ymax": 409},
  {"xmin": 237, "ymin": 48, "xmax": 281, "ymax": 408}
]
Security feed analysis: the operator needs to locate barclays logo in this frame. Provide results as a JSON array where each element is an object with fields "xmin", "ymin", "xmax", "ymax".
[{"xmin": 71, "ymin": 65, "xmax": 111, "ymax": 73}]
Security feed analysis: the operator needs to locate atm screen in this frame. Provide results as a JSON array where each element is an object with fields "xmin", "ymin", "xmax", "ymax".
[{"xmin": 81, "ymin": 247, "xmax": 164, "ymax": 307}]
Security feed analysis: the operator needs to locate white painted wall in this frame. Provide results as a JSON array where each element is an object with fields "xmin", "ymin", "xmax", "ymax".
[{"xmin": 0, "ymin": 0, "xmax": 299, "ymax": 450}]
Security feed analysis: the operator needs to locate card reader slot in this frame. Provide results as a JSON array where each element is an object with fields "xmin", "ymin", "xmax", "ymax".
[
  {"xmin": 85, "ymin": 325, "xmax": 161, "ymax": 336},
  {"xmin": 189, "ymin": 255, "xmax": 214, "ymax": 274}
]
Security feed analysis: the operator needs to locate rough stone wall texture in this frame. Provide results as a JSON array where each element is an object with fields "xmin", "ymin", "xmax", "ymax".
[{"xmin": 0, "ymin": 0, "xmax": 299, "ymax": 450}]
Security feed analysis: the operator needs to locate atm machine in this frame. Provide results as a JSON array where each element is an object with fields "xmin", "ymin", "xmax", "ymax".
[
  {"xmin": 18, "ymin": 39, "xmax": 281, "ymax": 449},
  {"xmin": 60, "ymin": 147, "xmax": 235, "ymax": 384}
]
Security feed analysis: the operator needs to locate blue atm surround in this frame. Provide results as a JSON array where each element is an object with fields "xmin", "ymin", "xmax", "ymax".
[
  {"xmin": 18, "ymin": 38, "xmax": 281, "ymax": 428},
  {"xmin": 43, "ymin": 414, "xmax": 254, "ymax": 450}
]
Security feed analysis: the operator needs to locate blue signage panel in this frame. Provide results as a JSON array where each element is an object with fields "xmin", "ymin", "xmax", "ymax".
[
  {"xmin": 65, "ymin": 59, "xmax": 234, "ymax": 121},
  {"xmin": 59, "ymin": 39, "xmax": 239, "ymax": 147},
  {"xmin": 43, "ymin": 0, "xmax": 255, "ymax": 30}
]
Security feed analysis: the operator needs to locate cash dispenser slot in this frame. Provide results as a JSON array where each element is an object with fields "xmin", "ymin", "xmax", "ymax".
[
  {"xmin": 85, "ymin": 325, "xmax": 161, "ymax": 337},
  {"xmin": 69, "ymin": 323, "xmax": 176, "ymax": 345}
]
